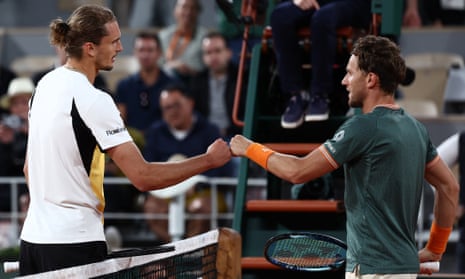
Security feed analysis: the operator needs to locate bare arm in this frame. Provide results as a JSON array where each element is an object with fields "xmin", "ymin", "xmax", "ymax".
[
  {"xmin": 107, "ymin": 139, "xmax": 231, "ymax": 192},
  {"xmin": 403, "ymin": 0, "xmax": 422, "ymax": 27},
  {"xmin": 419, "ymin": 157, "xmax": 459, "ymax": 262},
  {"xmin": 230, "ymin": 135, "xmax": 336, "ymax": 184},
  {"xmin": 425, "ymin": 157, "xmax": 459, "ymax": 228}
]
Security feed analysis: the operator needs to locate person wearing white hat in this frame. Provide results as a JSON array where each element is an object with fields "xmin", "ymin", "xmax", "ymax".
[{"xmin": 2, "ymin": 77, "xmax": 34, "ymax": 121}]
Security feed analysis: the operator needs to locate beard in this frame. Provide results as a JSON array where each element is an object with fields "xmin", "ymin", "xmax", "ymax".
[
  {"xmin": 100, "ymin": 65, "xmax": 114, "ymax": 71},
  {"xmin": 348, "ymin": 96, "xmax": 363, "ymax": 108}
]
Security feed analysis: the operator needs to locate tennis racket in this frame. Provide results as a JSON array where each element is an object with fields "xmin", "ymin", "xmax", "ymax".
[
  {"xmin": 264, "ymin": 232, "xmax": 347, "ymax": 272},
  {"xmin": 264, "ymin": 232, "xmax": 441, "ymax": 273}
]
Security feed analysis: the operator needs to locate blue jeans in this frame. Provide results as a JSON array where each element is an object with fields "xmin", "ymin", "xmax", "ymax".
[{"xmin": 270, "ymin": 0, "xmax": 371, "ymax": 97}]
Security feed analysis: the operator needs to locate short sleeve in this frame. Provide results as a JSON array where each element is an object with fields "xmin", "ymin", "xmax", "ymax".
[
  {"xmin": 323, "ymin": 116, "xmax": 374, "ymax": 166},
  {"xmin": 83, "ymin": 92, "xmax": 133, "ymax": 150}
]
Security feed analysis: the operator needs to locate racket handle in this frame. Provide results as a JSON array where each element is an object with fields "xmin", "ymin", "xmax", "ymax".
[
  {"xmin": 3, "ymin": 261, "xmax": 19, "ymax": 273},
  {"xmin": 420, "ymin": 261, "xmax": 440, "ymax": 272}
]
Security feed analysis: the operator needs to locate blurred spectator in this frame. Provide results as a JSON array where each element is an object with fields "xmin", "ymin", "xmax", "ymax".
[
  {"xmin": 158, "ymin": 0, "xmax": 207, "ymax": 83},
  {"xmin": 142, "ymin": 83, "xmax": 232, "ymax": 243},
  {"xmin": 115, "ymin": 31, "xmax": 177, "ymax": 134},
  {"xmin": 31, "ymin": 45, "xmax": 109, "ymax": 93},
  {"xmin": 270, "ymin": 0, "xmax": 420, "ymax": 129},
  {"xmin": 189, "ymin": 31, "xmax": 244, "ymax": 140},
  {"xmin": 189, "ymin": 31, "xmax": 245, "ymax": 177},
  {"xmin": 0, "ymin": 77, "xmax": 33, "ymax": 212},
  {"xmin": 270, "ymin": 0, "xmax": 372, "ymax": 129}
]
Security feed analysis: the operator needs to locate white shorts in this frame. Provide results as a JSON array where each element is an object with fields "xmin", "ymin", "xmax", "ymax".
[{"xmin": 346, "ymin": 265, "xmax": 417, "ymax": 279}]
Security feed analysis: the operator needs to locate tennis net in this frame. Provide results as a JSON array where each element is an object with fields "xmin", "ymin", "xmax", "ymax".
[{"xmin": 16, "ymin": 227, "xmax": 241, "ymax": 279}]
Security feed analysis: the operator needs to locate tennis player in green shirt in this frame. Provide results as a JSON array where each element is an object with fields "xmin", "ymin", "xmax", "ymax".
[{"xmin": 230, "ymin": 35, "xmax": 459, "ymax": 278}]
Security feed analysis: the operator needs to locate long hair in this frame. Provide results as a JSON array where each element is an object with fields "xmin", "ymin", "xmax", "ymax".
[{"xmin": 49, "ymin": 4, "xmax": 116, "ymax": 60}]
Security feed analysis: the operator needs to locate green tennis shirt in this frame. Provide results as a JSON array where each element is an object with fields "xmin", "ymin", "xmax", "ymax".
[{"xmin": 322, "ymin": 106, "xmax": 438, "ymax": 275}]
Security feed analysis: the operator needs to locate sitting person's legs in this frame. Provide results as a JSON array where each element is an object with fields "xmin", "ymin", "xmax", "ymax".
[
  {"xmin": 270, "ymin": 1, "xmax": 313, "ymax": 128},
  {"xmin": 308, "ymin": 0, "xmax": 371, "ymax": 120},
  {"xmin": 270, "ymin": 0, "xmax": 371, "ymax": 128}
]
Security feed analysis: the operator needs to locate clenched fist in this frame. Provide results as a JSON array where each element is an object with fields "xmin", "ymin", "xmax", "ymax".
[
  {"xmin": 205, "ymin": 138, "xmax": 232, "ymax": 168},
  {"xmin": 229, "ymin": 135, "xmax": 253, "ymax": 157}
]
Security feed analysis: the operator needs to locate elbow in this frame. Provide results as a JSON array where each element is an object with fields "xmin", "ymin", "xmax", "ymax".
[
  {"xmin": 126, "ymin": 168, "xmax": 154, "ymax": 192},
  {"xmin": 438, "ymin": 180, "xmax": 460, "ymax": 206},
  {"xmin": 283, "ymin": 167, "xmax": 308, "ymax": 185},
  {"xmin": 287, "ymin": 175, "xmax": 308, "ymax": 185},
  {"xmin": 451, "ymin": 181, "xmax": 460, "ymax": 203},
  {"xmin": 130, "ymin": 176, "xmax": 163, "ymax": 192},
  {"xmin": 131, "ymin": 179, "xmax": 151, "ymax": 192},
  {"xmin": 126, "ymin": 167, "xmax": 171, "ymax": 192}
]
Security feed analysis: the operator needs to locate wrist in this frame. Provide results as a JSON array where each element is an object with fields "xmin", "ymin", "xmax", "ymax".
[
  {"xmin": 426, "ymin": 221, "xmax": 452, "ymax": 254},
  {"xmin": 245, "ymin": 143, "xmax": 275, "ymax": 170}
]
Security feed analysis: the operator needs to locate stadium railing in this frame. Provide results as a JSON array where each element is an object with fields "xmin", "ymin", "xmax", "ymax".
[{"xmin": 0, "ymin": 176, "xmax": 266, "ymax": 245}]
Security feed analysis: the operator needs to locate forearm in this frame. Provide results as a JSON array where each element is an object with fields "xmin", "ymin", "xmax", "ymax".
[
  {"xmin": 432, "ymin": 183, "xmax": 459, "ymax": 228},
  {"xmin": 136, "ymin": 154, "xmax": 214, "ymax": 191},
  {"xmin": 244, "ymin": 142, "xmax": 335, "ymax": 184},
  {"xmin": 424, "ymin": 158, "xmax": 459, "ymax": 254},
  {"xmin": 109, "ymin": 142, "xmax": 212, "ymax": 191},
  {"xmin": 426, "ymin": 158, "xmax": 459, "ymax": 227}
]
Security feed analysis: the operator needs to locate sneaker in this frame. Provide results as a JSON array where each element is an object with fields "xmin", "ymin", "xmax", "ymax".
[
  {"xmin": 281, "ymin": 94, "xmax": 308, "ymax": 129},
  {"xmin": 305, "ymin": 97, "xmax": 329, "ymax": 121}
]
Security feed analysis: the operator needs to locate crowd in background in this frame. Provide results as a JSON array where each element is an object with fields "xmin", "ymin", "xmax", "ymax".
[{"xmin": 0, "ymin": 0, "xmax": 464, "ymax": 270}]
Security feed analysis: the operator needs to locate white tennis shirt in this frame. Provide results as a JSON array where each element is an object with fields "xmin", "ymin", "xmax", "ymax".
[{"xmin": 21, "ymin": 67, "xmax": 132, "ymax": 244}]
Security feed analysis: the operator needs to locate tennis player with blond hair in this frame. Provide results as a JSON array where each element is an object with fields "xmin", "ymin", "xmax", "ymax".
[{"xmin": 20, "ymin": 4, "xmax": 230, "ymax": 275}]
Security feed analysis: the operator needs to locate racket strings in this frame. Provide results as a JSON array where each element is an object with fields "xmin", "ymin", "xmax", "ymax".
[{"xmin": 270, "ymin": 238, "xmax": 345, "ymax": 268}]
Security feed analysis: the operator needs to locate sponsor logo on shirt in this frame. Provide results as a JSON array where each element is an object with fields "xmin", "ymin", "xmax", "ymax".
[
  {"xmin": 334, "ymin": 130, "xmax": 345, "ymax": 142},
  {"xmin": 106, "ymin": 127, "xmax": 127, "ymax": 136},
  {"xmin": 325, "ymin": 142, "xmax": 336, "ymax": 154},
  {"xmin": 325, "ymin": 130, "xmax": 345, "ymax": 154}
]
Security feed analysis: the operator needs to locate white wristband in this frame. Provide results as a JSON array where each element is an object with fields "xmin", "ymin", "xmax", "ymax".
[{"xmin": 420, "ymin": 261, "xmax": 440, "ymax": 272}]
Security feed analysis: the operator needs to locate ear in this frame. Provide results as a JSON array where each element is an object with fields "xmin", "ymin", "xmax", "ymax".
[
  {"xmin": 366, "ymin": 72, "xmax": 378, "ymax": 89},
  {"xmin": 83, "ymin": 42, "xmax": 97, "ymax": 58}
]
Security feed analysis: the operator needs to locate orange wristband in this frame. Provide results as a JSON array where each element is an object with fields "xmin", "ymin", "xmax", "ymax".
[
  {"xmin": 245, "ymin": 143, "xmax": 275, "ymax": 170},
  {"xmin": 426, "ymin": 221, "xmax": 452, "ymax": 254}
]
